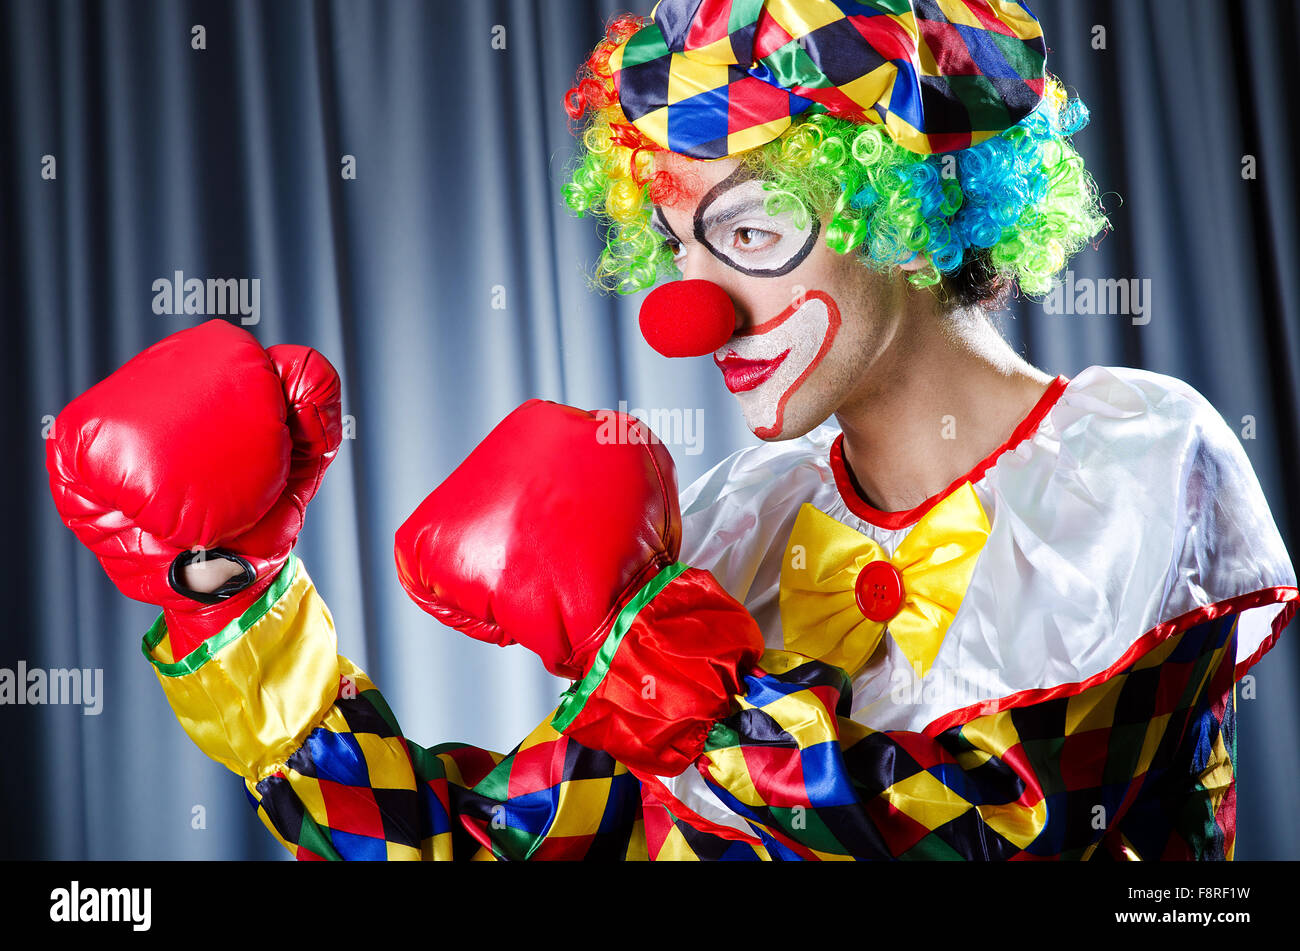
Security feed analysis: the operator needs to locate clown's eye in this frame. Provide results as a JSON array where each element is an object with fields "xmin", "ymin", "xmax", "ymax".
[
  {"xmin": 733, "ymin": 226, "xmax": 778, "ymax": 251},
  {"xmin": 661, "ymin": 236, "xmax": 683, "ymax": 261}
]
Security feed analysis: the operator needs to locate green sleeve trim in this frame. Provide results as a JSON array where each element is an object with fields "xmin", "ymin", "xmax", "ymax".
[
  {"xmin": 550, "ymin": 561, "xmax": 689, "ymax": 734},
  {"xmin": 141, "ymin": 553, "xmax": 300, "ymax": 677}
]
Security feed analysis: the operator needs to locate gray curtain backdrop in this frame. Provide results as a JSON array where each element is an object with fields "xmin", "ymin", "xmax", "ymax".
[{"xmin": 2, "ymin": 0, "xmax": 1296, "ymax": 859}]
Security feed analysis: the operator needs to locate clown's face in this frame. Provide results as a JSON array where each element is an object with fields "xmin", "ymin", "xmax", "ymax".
[{"xmin": 649, "ymin": 154, "xmax": 911, "ymax": 441}]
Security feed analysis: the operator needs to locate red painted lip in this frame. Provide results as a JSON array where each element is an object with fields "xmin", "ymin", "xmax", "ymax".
[{"xmin": 714, "ymin": 350, "xmax": 791, "ymax": 393}]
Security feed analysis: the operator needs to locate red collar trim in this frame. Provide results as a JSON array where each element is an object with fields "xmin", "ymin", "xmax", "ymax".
[
  {"xmin": 921, "ymin": 585, "xmax": 1299, "ymax": 737},
  {"xmin": 829, "ymin": 375, "xmax": 1071, "ymax": 531}
]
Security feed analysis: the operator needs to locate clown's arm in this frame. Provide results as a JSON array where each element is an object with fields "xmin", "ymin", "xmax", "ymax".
[
  {"xmin": 45, "ymin": 322, "xmax": 646, "ymax": 861},
  {"xmin": 143, "ymin": 554, "xmax": 648, "ymax": 860}
]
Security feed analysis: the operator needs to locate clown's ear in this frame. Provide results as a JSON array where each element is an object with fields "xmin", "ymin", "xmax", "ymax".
[{"xmin": 899, "ymin": 252, "xmax": 931, "ymax": 273}]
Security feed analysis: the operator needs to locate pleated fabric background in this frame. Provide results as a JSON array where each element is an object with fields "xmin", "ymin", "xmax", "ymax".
[{"xmin": 1, "ymin": 0, "xmax": 1296, "ymax": 859}]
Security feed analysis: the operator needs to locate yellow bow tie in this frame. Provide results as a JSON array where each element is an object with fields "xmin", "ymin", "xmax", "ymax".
[{"xmin": 778, "ymin": 483, "xmax": 991, "ymax": 678}]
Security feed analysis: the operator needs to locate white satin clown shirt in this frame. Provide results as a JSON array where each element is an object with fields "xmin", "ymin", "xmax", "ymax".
[{"xmin": 667, "ymin": 366, "xmax": 1297, "ymax": 830}]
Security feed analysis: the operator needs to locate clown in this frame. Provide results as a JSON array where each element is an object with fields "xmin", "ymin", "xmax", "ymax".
[
  {"xmin": 559, "ymin": 0, "xmax": 1298, "ymax": 853},
  {"xmin": 45, "ymin": 0, "xmax": 1297, "ymax": 861}
]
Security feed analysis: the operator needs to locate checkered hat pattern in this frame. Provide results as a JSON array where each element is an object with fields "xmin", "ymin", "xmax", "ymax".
[{"xmin": 611, "ymin": 0, "xmax": 1048, "ymax": 158}]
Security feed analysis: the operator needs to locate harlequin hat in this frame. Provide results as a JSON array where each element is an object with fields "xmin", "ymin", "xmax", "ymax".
[{"xmin": 610, "ymin": 0, "xmax": 1048, "ymax": 159}]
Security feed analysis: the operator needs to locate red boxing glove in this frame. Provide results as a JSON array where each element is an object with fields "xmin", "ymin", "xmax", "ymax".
[
  {"xmin": 46, "ymin": 319, "xmax": 342, "ymax": 660},
  {"xmin": 395, "ymin": 399, "xmax": 680, "ymax": 679},
  {"xmin": 395, "ymin": 399, "xmax": 764, "ymax": 776}
]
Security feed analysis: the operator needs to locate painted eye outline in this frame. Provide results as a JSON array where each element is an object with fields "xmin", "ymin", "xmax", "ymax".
[{"xmin": 692, "ymin": 168, "xmax": 820, "ymax": 278}]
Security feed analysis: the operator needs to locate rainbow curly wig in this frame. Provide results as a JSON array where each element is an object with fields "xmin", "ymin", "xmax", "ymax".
[{"xmin": 562, "ymin": 13, "xmax": 1109, "ymax": 307}]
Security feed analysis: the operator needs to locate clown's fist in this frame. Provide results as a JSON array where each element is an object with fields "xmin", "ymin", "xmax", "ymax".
[
  {"xmin": 46, "ymin": 319, "xmax": 342, "ymax": 659},
  {"xmin": 394, "ymin": 399, "xmax": 764, "ymax": 776},
  {"xmin": 394, "ymin": 399, "xmax": 682, "ymax": 680}
]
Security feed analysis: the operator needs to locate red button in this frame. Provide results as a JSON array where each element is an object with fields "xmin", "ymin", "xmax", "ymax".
[{"xmin": 855, "ymin": 560, "xmax": 904, "ymax": 622}]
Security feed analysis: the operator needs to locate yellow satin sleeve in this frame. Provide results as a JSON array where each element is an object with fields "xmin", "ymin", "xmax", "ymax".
[{"xmin": 141, "ymin": 554, "xmax": 340, "ymax": 782}]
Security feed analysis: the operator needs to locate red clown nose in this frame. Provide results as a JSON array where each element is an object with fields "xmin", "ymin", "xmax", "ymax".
[{"xmin": 638, "ymin": 280, "xmax": 735, "ymax": 358}]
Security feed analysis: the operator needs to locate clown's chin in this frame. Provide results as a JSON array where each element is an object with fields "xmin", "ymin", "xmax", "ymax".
[
  {"xmin": 722, "ymin": 293, "xmax": 839, "ymax": 439},
  {"xmin": 735, "ymin": 385, "xmax": 825, "ymax": 441}
]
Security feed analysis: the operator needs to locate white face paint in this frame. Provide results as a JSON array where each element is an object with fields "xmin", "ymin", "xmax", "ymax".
[
  {"xmin": 712, "ymin": 291, "xmax": 841, "ymax": 438},
  {"xmin": 648, "ymin": 159, "xmax": 865, "ymax": 440}
]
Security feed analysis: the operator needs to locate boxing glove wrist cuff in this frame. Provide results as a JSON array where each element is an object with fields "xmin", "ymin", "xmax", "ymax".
[
  {"xmin": 144, "ymin": 554, "xmax": 299, "ymax": 677},
  {"xmin": 142, "ymin": 554, "xmax": 342, "ymax": 780},
  {"xmin": 551, "ymin": 561, "xmax": 689, "ymax": 733},
  {"xmin": 166, "ymin": 549, "xmax": 257, "ymax": 606},
  {"xmin": 550, "ymin": 564, "xmax": 765, "ymax": 777}
]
